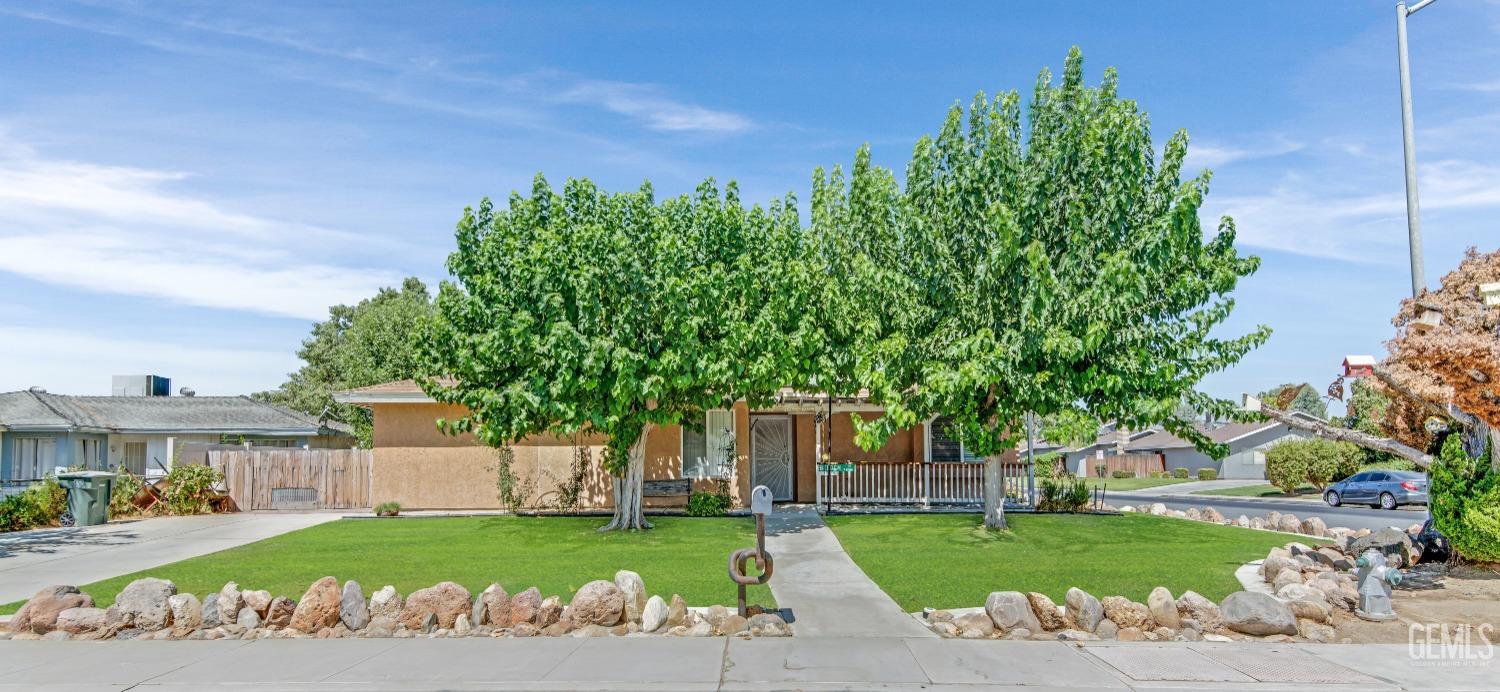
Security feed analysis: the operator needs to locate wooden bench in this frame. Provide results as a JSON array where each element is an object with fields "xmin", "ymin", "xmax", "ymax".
[{"xmin": 642, "ymin": 479, "xmax": 692, "ymax": 498}]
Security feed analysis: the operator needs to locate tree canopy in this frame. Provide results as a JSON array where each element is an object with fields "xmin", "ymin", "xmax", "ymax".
[
  {"xmin": 819, "ymin": 48, "xmax": 1268, "ymax": 527},
  {"xmin": 420, "ymin": 176, "xmax": 814, "ymax": 529},
  {"xmin": 1257, "ymin": 383, "xmax": 1328, "ymax": 419},
  {"xmin": 259, "ymin": 277, "xmax": 433, "ymax": 446}
]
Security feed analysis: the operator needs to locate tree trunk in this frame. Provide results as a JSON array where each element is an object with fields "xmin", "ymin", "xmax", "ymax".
[
  {"xmin": 601, "ymin": 424, "xmax": 654, "ymax": 531},
  {"xmin": 1252, "ymin": 402, "xmax": 1434, "ymax": 469},
  {"xmin": 983, "ymin": 454, "xmax": 1007, "ymax": 530}
]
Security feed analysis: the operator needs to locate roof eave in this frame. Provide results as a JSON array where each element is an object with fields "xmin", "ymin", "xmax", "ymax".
[{"xmin": 333, "ymin": 391, "xmax": 437, "ymax": 405}]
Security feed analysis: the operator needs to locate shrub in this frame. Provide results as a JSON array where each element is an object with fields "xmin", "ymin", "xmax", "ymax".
[
  {"xmin": 1171, "ymin": 468, "xmax": 1189, "ymax": 479},
  {"xmin": 685, "ymin": 478, "xmax": 733, "ymax": 517},
  {"xmin": 159, "ymin": 464, "xmax": 223, "ymax": 516},
  {"xmin": 1037, "ymin": 477, "xmax": 1090, "ymax": 512},
  {"xmin": 1110, "ymin": 469, "xmax": 1134, "ymax": 479},
  {"xmin": 1429, "ymin": 434, "xmax": 1499, "ymax": 562},
  {"xmin": 1094, "ymin": 463, "xmax": 1107, "ymax": 478},
  {"xmin": 109, "ymin": 473, "xmax": 145, "ymax": 519},
  {"xmin": 1197, "ymin": 468, "xmax": 1218, "ymax": 480},
  {"xmin": 1265, "ymin": 438, "xmax": 1361, "ymax": 493},
  {"xmin": 0, "ymin": 478, "xmax": 69, "ymax": 532},
  {"xmin": 491, "ymin": 446, "xmax": 534, "ymax": 513},
  {"xmin": 374, "ymin": 501, "xmax": 401, "ymax": 517}
]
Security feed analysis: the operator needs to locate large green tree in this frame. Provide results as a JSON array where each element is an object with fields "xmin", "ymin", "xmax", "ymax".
[
  {"xmin": 421, "ymin": 176, "xmax": 814, "ymax": 530},
  {"xmin": 260, "ymin": 277, "xmax": 433, "ymax": 446},
  {"xmin": 1256, "ymin": 383, "xmax": 1328, "ymax": 419},
  {"xmin": 825, "ymin": 48, "xmax": 1268, "ymax": 528}
]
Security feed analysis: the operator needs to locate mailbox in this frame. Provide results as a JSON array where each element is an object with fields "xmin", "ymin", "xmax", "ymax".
[{"xmin": 750, "ymin": 485, "xmax": 774, "ymax": 515}]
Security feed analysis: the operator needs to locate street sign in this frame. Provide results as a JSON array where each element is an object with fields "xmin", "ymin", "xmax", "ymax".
[{"xmin": 817, "ymin": 463, "xmax": 855, "ymax": 473}]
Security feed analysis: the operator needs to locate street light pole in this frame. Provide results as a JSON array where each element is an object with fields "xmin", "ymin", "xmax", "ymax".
[{"xmin": 1396, "ymin": 0, "xmax": 1436, "ymax": 297}]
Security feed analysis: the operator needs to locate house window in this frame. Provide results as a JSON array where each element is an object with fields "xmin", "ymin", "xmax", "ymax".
[
  {"xmin": 122, "ymin": 442, "xmax": 147, "ymax": 475},
  {"xmin": 253, "ymin": 439, "xmax": 298, "ymax": 448},
  {"xmin": 12, "ymin": 438, "xmax": 56, "ymax": 480},
  {"xmin": 79, "ymin": 439, "xmax": 103, "ymax": 470},
  {"xmin": 682, "ymin": 409, "xmax": 734, "ymax": 479},
  {"xmin": 927, "ymin": 417, "xmax": 982, "ymax": 463}
]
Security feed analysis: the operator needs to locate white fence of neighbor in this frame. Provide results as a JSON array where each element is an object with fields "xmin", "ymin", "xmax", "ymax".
[{"xmin": 816, "ymin": 461, "xmax": 1035, "ymax": 506}]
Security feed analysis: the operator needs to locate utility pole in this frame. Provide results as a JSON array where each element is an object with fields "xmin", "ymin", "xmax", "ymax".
[{"xmin": 1396, "ymin": 0, "xmax": 1436, "ymax": 297}]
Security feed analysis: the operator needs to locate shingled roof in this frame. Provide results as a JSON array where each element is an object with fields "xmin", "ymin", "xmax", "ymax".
[{"xmin": 0, "ymin": 390, "xmax": 333, "ymax": 435}]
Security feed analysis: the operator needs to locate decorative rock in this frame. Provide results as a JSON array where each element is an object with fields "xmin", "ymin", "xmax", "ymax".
[
  {"xmin": 1185, "ymin": 507, "xmax": 1203, "ymax": 521},
  {"xmin": 1299, "ymin": 620, "xmax": 1338, "ymax": 642},
  {"xmin": 1116, "ymin": 626, "xmax": 1146, "ymax": 641},
  {"xmin": 641, "ymin": 595, "xmax": 669, "ymax": 633},
  {"xmin": 1148, "ymin": 503, "xmax": 1168, "ymax": 515},
  {"xmin": 116, "ymin": 578, "xmax": 176, "ymax": 631},
  {"xmin": 266, "ymin": 597, "xmax": 295, "ymax": 629},
  {"xmin": 1101, "ymin": 596, "xmax": 1153, "ymax": 630},
  {"xmin": 1272, "ymin": 569, "xmax": 1303, "ymax": 592},
  {"xmin": 168, "ymin": 594, "xmax": 202, "ymax": 631},
  {"xmin": 569, "ymin": 580, "xmax": 624, "ymax": 626},
  {"xmin": 1262, "ymin": 555, "xmax": 1297, "ymax": 583},
  {"xmin": 237, "ymin": 607, "xmax": 261, "ymax": 629},
  {"xmin": 453, "ymin": 613, "xmax": 472, "ymax": 636},
  {"xmin": 1003, "ymin": 627, "xmax": 1031, "ymax": 640},
  {"xmin": 419, "ymin": 612, "xmax": 437, "ymax": 633},
  {"xmin": 537, "ymin": 595, "xmax": 563, "ymax": 628},
  {"xmin": 369, "ymin": 586, "xmax": 402, "ymax": 620},
  {"xmin": 242, "ymin": 589, "xmax": 272, "ymax": 617},
  {"xmin": 1201, "ymin": 507, "xmax": 1226, "ymax": 524},
  {"xmin": 1146, "ymin": 587, "xmax": 1180, "ymax": 629},
  {"xmin": 1288, "ymin": 599, "xmax": 1331, "ymax": 623},
  {"xmin": 399, "ymin": 582, "xmax": 471, "ymax": 630},
  {"xmin": 542, "ymin": 620, "xmax": 574, "ymax": 637},
  {"xmin": 365, "ymin": 616, "xmax": 396, "ymax": 638},
  {"xmin": 216, "ymin": 582, "xmax": 244, "ymax": 622},
  {"xmin": 1267, "ymin": 511, "xmax": 1282, "ymax": 527},
  {"xmin": 666, "ymin": 594, "xmax": 687, "ymax": 628},
  {"xmin": 986, "ymin": 591, "xmax": 1043, "ymax": 633},
  {"xmin": 55, "ymin": 607, "xmax": 106, "ymax": 634},
  {"xmin": 1299, "ymin": 517, "xmax": 1328, "ymax": 537},
  {"xmin": 474, "ymin": 584, "xmax": 507, "ymax": 626},
  {"xmin": 747, "ymin": 609, "xmax": 792, "ymax": 636},
  {"xmin": 201, "ymin": 595, "xmax": 221, "ymax": 628},
  {"xmin": 1276, "ymin": 583, "xmax": 1327, "ymax": 605},
  {"xmin": 954, "ymin": 612, "xmax": 995, "ymax": 637},
  {"xmin": 1250, "ymin": 517, "xmax": 1267, "ymax": 530},
  {"xmin": 930, "ymin": 621, "xmax": 958, "ymax": 637},
  {"xmin": 1064, "ymin": 588, "xmax": 1104, "ymax": 633},
  {"xmin": 1235, "ymin": 515, "xmax": 1251, "ymax": 528},
  {"xmin": 1026, "ymin": 592, "xmax": 1067, "ymax": 631},
  {"xmin": 718, "ymin": 614, "xmax": 749, "ymax": 636},
  {"xmin": 9, "ymin": 585, "xmax": 93, "ymax": 634},
  {"xmin": 509, "ymin": 587, "xmax": 542, "ymax": 626},
  {"xmin": 1220, "ymin": 591, "xmax": 1297, "ymax": 636},
  {"xmin": 1350, "ymin": 527, "xmax": 1419, "ymax": 568},
  {"xmin": 1055, "ymin": 629, "xmax": 1098, "ymax": 641},
  {"xmin": 340, "ymin": 581, "xmax": 370, "ymax": 631},
  {"xmin": 1276, "ymin": 514, "xmax": 1301, "ymax": 534},
  {"xmin": 290, "ymin": 577, "xmax": 342, "ymax": 633},
  {"xmin": 1175, "ymin": 591, "xmax": 1222, "ymax": 632},
  {"xmin": 614, "ymin": 570, "xmax": 647, "ymax": 624},
  {"xmin": 1096, "ymin": 619, "xmax": 1119, "ymax": 639}
]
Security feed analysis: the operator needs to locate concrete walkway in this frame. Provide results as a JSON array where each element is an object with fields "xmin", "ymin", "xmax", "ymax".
[
  {"xmin": 762, "ymin": 505, "xmax": 933, "ymax": 638},
  {"xmin": 1110, "ymin": 479, "xmax": 1267, "ymax": 496},
  {"xmin": 0, "ymin": 513, "xmax": 342, "ymax": 604},
  {"xmin": 0, "ymin": 638, "xmax": 1490, "ymax": 690}
]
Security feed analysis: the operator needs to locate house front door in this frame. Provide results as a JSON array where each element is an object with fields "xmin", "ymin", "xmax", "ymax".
[{"xmin": 750, "ymin": 415, "xmax": 793, "ymax": 501}]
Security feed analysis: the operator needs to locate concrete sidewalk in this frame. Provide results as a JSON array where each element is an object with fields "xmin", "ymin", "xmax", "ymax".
[
  {"xmin": 0, "ymin": 638, "xmax": 1489, "ymax": 690},
  {"xmin": 762, "ymin": 505, "xmax": 933, "ymax": 638},
  {"xmin": 1109, "ymin": 479, "xmax": 1269, "ymax": 497},
  {"xmin": 0, "ymin": 513, "xmax": 342, "ymax": 604}
]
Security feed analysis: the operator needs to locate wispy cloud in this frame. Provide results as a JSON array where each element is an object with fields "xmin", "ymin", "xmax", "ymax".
[
  {"xmin": 561, "ymin": 80, "xmax": 754, "ymax": 134},
  {"xmin": 0, "ymin": 132, "xmax": 404, "ymax": 320},
  {"xmin": 1186, "ymin": 134, "xmax": 1303, "ymax": 169}
]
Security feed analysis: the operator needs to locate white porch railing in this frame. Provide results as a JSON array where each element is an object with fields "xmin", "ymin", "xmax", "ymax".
[{"xmin": 815, "ymin": 461, "xmax": 1034, "ymax": 506}]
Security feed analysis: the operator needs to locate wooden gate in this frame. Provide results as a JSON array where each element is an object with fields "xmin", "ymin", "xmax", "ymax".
[
  {"xmin": 1085, "ymin": 453, "xmax": 1165, "ymax": 478},
  {"xmin": 208, "ymin": 449, "xmax": 372, "ymax": 510}
]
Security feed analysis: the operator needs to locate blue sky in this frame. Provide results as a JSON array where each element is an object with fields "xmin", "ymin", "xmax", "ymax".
[{"xmin": 2, "ymin": 1, "xmax": 1498, "ymax": 409}]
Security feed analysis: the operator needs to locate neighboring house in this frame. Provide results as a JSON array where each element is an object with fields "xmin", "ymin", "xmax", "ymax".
[
  {"xmin": 334, "ymin": 380, "xmax": 1020, "ymax": 511},
  {"xmin": 1090, "ymin": 412, "xmax": 1322, "ymax": 480},
  {"xmin": 1057, "ymin": 423, "xmax": 1159, "ymax": 476},
  {"xmin": 0, "ymin": 388, "xmax": 354, "ymax": 489}
]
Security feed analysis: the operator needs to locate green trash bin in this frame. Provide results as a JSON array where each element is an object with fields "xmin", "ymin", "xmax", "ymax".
[{"xmin": 56, "ymin": 471, "xmax": 117, "ymax": 526}]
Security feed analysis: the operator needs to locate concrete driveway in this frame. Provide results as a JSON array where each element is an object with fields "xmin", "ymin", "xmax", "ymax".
[{"xmin": 0, "ymin": 512, "xmax": 342, "ymax": 605}]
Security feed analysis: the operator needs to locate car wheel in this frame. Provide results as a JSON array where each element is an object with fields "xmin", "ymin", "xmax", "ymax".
[
  {"xmin": 1380, "ymin": 492, "xmax": 1397, "ymax": 510},
  {"xmin": 1324, "ymin": 490, "xmax": 1341, "ymax": 507}
]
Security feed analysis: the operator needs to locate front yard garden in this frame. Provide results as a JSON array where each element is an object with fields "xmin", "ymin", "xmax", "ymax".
[
  {"xmin": 825, "ymin": 512, "xmax": 1316, "ymax": 611},
  {"xmin": 1, "ymin": 516, "xmax": 772, "ymax": 615}
]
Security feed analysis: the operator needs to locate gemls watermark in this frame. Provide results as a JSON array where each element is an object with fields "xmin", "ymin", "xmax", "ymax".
[{"xmin": 1409, "ymin": 623, "xmax": 1494, "ymax": 667}]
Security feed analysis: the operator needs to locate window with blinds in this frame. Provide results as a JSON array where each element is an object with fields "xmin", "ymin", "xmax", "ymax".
[
  {"xmin": 682, "ymin": 409, "xmax": 734, "ymax": 479},
  {"xmin": 928, "ymin": 417, "xmax": 982, "ymax": 463}
]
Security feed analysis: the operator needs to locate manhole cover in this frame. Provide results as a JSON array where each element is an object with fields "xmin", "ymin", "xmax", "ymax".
[
  {"xmin": 1088, "ymin": 646, "xmax": 1254, "ymax": 682},
  {"xmin": 1211, "ymin": 647, "xmax": 1381, "ymax": 684}
]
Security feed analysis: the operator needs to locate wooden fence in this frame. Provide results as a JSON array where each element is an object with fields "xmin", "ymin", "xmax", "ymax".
[
  {"xmin": 1082, "ymin": 453, "xmax": 1165, "ymax": 479},
  {"xmin": 207, "ymin": 448, "xmax": 372, "ymax": 510}
]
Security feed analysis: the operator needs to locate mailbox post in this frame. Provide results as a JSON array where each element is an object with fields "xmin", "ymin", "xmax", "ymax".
[{"xmin": 728, "ymin": 485, "xmax": 775, "ymax": 617}]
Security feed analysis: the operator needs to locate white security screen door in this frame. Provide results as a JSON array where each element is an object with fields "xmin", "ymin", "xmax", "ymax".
[{"xmin": 751, "ymin": 416, "xmax": 793, "ymax": 501}]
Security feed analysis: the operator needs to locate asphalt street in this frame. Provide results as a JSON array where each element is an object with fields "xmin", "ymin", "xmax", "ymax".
[{"xmin": 1106, "ymin": 490, "xmax": 1428, "ymax": 533}]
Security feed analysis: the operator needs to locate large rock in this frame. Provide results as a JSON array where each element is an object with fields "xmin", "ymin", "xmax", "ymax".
[
  {"xmin": 474, "ymin": 584, "xmax": 508, "ymax": 626},
  {"xmin": 1026, "ymin": 592, "xmax": 1067, "ymax": 631},
  {"xmin": 985, "ymin": 592, "xmax": 1042, "ymax": 633},
  {"xmin": 614, "ymin": 570, "xmax": 647, "ymax": 624},
  {"xmin": 509, "ymin": 587, "xmax": 542, "ymax": 626},
  {"xmin": 242, "ymin": 589, "xmax": 272, "ymax": 617},
  {"xmin": 116, "ymin": 578, "xmax": 176, "ymax": 631},
  {"xmin": 369, "ymin": 586, "xmax": 402, "ymax": 620},
  {"xmin": 8, "ymin": 585, "xmax": 93, "ymax": 634},
  {"xmin": 1064, "ymin": 587, "xmax": 1104, "ymax": 633},
  {"xmin": 266, "ymin": 597, "xmax": 296, "ymax": 629},
  {"xmin": 1276, "ymin": 583, "xmax": 1328, "ymax": 606},
  {"xmin": 1272, "ymin": 569, "xmax": 1303, "ymax": 592},
  {"xmin": 1146, "ymin": 587, "xmax": 1180, "ymax": 629},
  {"xmin": 236, "ymin": 606, "xmax": 261, "ymax": 629},
  {"xmin": 1175, "ymin": 591, "xmax": 1221, "ymax": 632},
  {"xmin": 537, "ymin": 595, "xmax": 563, "ymax": 628},
  {"xmin": 1101, "ymin": 596, "xmax": 1153, "ymax": 630},
  {"xmin": 1300, "ymin": 517, "xmax": 1328, "ymax": 538},
  {"xmin": 666, "ymin": 594, "xmax": 688, "ymax": 628},
  {"xmin": 641, "ymin": 595, "xmax": 669, "ymax": 633},
  {"xmin": 1276, "ymin": 514, "xmax": 1301, "ymax": 534},
  {"xmin": 954, "ymin": 612, "xmax": 994, "ymax": 637},
  {"xmin": 340, "ymin": 581, "xmax": 370, "ymax": 631},
  {"xmin": 55, "ymin": 607, "xmax": 107, "ymax": 634},
  {"xmin": 1201, "ymin": 507, "xmax": 1226, "ymax": 524},
  {"xmin": 399, "ymin": 581, "xmax": 471, "ymax": 630},
  {"xmin": 1350, "ymin": 527, "xmax": 1420, "ymax": 568},
  {"xmin": 747, "ymin": 613, "xmax": 790, "ymax": 637},
  {"xmin": 168, "ymin": 594, "xmax": 203, "ymax": 631},
  {"xmin": 290, "ymin": 576, "xmax": 342, "ymax": 633},
  {"xmin": 1219, "ymin": 591, "xmax": 1296, "ymax": 636},
  {"xmin": 1261, "ymin": 555, "xmax": 1297, "ymax": 583},
  {"xmin": 216, "ymin": 582, "xmax": 244, "ymax": 622},
  {"xmin": 569, "ymin": 580, "xmax": 624, "ymax": 626}
]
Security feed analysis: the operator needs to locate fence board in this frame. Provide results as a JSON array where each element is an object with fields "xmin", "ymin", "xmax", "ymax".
[
  {"xmin": 1082, "ymin": 453, "xmax": 1165, "ymax": 479},
  {"xmin": 207, "ymin": 449, "xmax": 371, "ymax": 510}
]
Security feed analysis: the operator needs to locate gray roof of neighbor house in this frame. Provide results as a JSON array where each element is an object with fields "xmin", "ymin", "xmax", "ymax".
[
  {"xmin": 0, "ymin": 390, "xmax": 342, "ymax": 435},
  {"xmin": 1123, "ymin": 412, "xmax": 1321, "ymax": 452}
]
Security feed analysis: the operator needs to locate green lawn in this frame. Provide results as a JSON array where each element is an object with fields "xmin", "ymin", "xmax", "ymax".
[
  {"xmin": 825, "ymin": 512, "xmax": 1319, "ymax": 611},
  {"xmin": 1082, "ymin": 477, "xmax": 1194, "ymax": 492},
  {"xmin": 2, "ymin": 516, "xmax": 771, "ymax": 615},
  {"xmin": 1191, "ymin": 484, "xmax": 1317, "ymax": 498}
]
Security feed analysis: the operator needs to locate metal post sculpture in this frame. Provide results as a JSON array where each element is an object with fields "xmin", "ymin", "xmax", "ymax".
[{"xmin": 728, "ymin": 485, "xmax": 775, "ymax": 617}]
